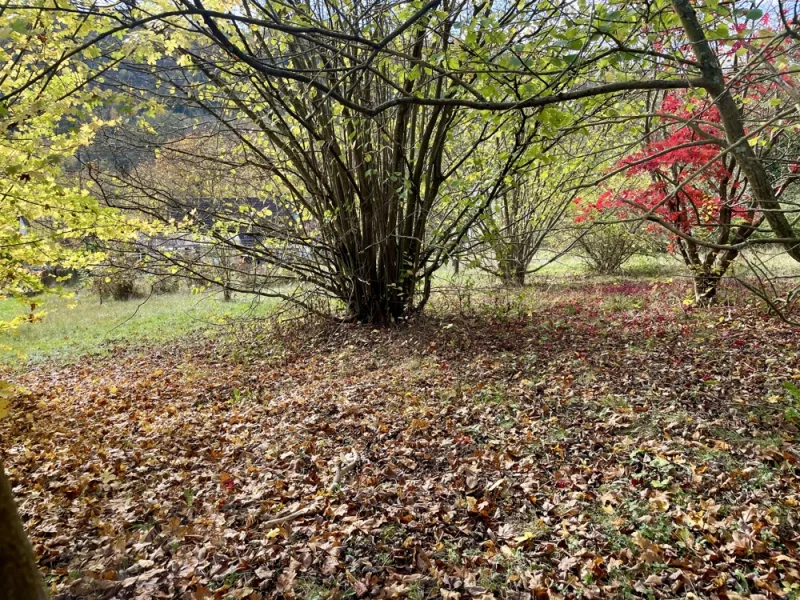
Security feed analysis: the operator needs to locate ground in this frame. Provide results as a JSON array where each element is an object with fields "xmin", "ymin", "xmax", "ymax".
[
  {"xmin": 0, "ymin": 291, "xmax": 277, "ymax": 363},
  {"xmin": 1, "ymin": 277, "xmax": 800, "ymax": 600}
]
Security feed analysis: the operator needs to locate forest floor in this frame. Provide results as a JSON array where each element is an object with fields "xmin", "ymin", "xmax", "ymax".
[{"xmin": 2, "ymin": 278, "xmax": 800, "ymax": 600}]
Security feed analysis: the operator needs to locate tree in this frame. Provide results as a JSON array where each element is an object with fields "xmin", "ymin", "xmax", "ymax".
[
  {"xmin": 0, "ymin": 382, "xmax": 43, "ymax": 600},
  {"xmin": 474, "ymin": 135, "xmax": 595, "ymax": 285},
  {"xmin": 669, "ymin": 0, "xmax": 800, "ymax": 263},
  {"xmin": 578, "ymin": 92, "xmax": 752, "ymax": 300},
  {"xmin": 576, "ymin": 1, "xmax": 800, "ymax": 303},
  {"xmin": 84, "ymin": 0, "xmax": 592, "ymax": 324},
  {"xmin": 0, "ymin": 460, "xmax": 46, "ymax": 600}
]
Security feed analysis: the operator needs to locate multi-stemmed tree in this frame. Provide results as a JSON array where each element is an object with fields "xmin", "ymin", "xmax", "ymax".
[
  {"xmin": 473, "ymin": 135, "xmax": 600, "ymax": 285},
  {"xmin": 85, "ymin": 0, "xmax": 592, "ymax": 323}
]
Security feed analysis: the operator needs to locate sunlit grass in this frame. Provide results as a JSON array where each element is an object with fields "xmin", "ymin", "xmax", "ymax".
[{"xmin": 0, "ymin": 290, "xmax": 279, "ymax": 364}]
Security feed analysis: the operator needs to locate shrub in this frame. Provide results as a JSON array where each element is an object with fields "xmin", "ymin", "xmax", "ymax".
[
  {"xmin": 575, "ymin": 222, "xmax": 646, "ymax": 274},
  {"xmin": 39, "ymin": 266, "xmax": 84, "ymax": 288},
  {"xmin": 150, "ymin": 276, "xmax": 182, "ymax": 295},
  {"xmin": 90, "ymin": 271, "xmax": 148, "ymax": 301}
]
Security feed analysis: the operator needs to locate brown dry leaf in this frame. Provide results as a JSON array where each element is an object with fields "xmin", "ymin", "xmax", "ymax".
[{"xmin": 3, "ymin": 284, "xmax": 799, "ymax": 599}]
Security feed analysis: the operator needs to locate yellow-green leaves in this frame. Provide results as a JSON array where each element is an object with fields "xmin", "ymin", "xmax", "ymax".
[
  {"xmin": 0, "ymin": 381, "xmax": 15, "ymax": 419},
  {"xmin": 0, "ymin": 3, "xmax": 140, "ymax": 329}
]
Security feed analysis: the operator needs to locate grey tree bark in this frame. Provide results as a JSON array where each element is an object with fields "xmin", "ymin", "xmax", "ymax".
[{"xmin": 0, "ymin": 460, "xmax": 46, "ymax": 600}]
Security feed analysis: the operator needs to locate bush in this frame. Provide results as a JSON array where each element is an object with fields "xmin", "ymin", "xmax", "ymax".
[
  {"xmin": 575, "ymin": 223, "xmax": 649, "ymax": 275},
  {"xmin": 150, "ymin": 276, "xmax": 182, "ymax": 295},
  {"xmin": 39, "ymin": 266, "xmax": 84, "ymax": 288},
  {"xmin": 90, "ymin": 271, "xmax": 148, "ymax": 301}
]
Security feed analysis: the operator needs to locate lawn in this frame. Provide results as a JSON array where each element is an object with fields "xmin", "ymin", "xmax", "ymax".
[
  {"xmin": 1, "ymin": 277, "xmax": 799, "ymax": 599},
  {"xmin": 0, "ymin": 290, "xmax": 279, "ymax": 364}
]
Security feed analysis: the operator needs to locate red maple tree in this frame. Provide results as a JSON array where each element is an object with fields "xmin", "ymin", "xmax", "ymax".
[{"xmin": 576, "ymin": 89, "xmax": 789, "ymax": 304}]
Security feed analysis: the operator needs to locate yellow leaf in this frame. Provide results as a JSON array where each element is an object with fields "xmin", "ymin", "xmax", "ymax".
[
  {"xmin": 514, "ymin": 531, "xmax": 536, "ymax": 543},
  {"xmin": 0, "ymin": 380, "xmax": 14, "ymax": 399},
  {"xmin": 0, "ymin": 381, "xmax": 14, "ymax": 419},
  {"xmin": 648, "ymin": 492, "xmax": 670, "ymax": 513}
]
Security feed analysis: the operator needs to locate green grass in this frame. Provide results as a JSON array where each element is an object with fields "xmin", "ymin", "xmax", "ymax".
[
  {"xmin": 443, "ymin": 249, "xmax": 800, "ymax": 284},
  {"xmin": 734, "ymin": 250, "xmax": 800, "ymax": 277},
  {"xmin": 0, "ymin": 290, "xmax": 279, "ymax": 364}
]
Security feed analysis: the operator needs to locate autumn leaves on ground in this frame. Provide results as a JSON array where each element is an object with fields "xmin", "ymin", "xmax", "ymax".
[{"xmin": 2, "ymin": 280, "xmax": 800, "ymax": 600}]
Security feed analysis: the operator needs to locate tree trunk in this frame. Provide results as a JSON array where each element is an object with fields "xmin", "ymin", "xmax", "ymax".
[
  {"xmin": 513, "ymin": 264, "xmax": 526, "ymax": 287},
  {"xmin": 693, "ymin": 273, "xmax": 720, "ymax": 306},
  {"xmin": 497, "ymin": 256, "xmax": 527, "ymax": 286},
  {"xmin": 0, "ymin": 460, "xmax": 46, "ymax": 600},
  {"xmin": 498, "ymin": 254, "xmax": 523, "ymax": 287},
  {"xmin": 346, "ymin": 275, "xmax": 413, "ymax": 325}
]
